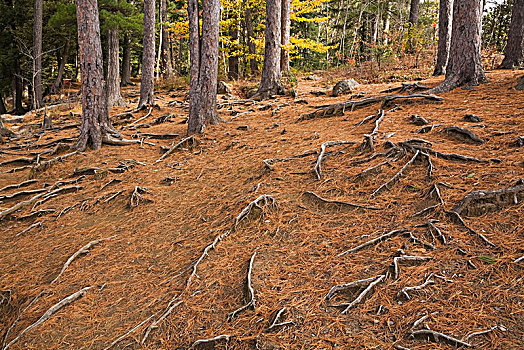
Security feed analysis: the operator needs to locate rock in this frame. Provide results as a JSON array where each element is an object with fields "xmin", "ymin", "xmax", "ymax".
[
  {"xmin": 332, "ymin": 79, "xmax": 359, "ymax": 97},
  {"xmin": 516, "ymin": 76, "xmax": 524, "ymax": 91},
  {"xmin": 410, "ymin": 114, "xmax": 428, "ymax": 126},
  {"xmin": 217, "ymin": 81, "xmax": 232, "ymax": 94},
  {"xmin": 305, "ymin": 74, "xmax": 320, "ymax": 81},
  {"xmin": 464, "ymin": 114, "xmax": 482, "ymax": 122}
]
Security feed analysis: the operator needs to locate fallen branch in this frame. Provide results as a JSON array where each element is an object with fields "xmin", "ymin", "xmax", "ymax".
[
  {"xmin": 189, "ymin": 334, "xmax": 231, "ymax": 350},
  {"xmin": 227, "ymin": 252, "xmax": 257, "ymax": 321},
  {"xmin": 371, "ymin": 151, "xmax": 420, "ymax": 197},
  {"xmin": 338, "ymin": 228, "xmax": 408, "ymax": 257},
  {"xmin": 51, "ymin": 236, "xmax": 114, "ymax": 284},
  {"xmin": 314, "ymin": 140, "xmax": 355, "ymax": 179},
  {"xmin": 410, "ymin": 329, "xmax": 472, "ymax": 348},
  {"xmin": 155, "ymin": 136, "xmax": 198, "ymax": 163},
  {"xmin": 302, "ymin": 191, "xmax": 381, "ymax": 211},
  {"xmin": 4, "ymin": 286, "xmax": 95, "ymax": 350}
]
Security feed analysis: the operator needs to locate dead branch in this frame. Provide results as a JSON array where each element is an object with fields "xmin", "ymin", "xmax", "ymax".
[
  {"xmin": 235, "ymin": 194, "xmax": 277, "ymax": 227},
  {"xmin": 314, "ymin": 140, "xmax": 355, "ymax": 179},
  {"xmin": 452, "ymin": 182, "xmax": 523, "ymax": 217},
  {"xmin": 326, "ymin": 275, "xmax": 386, "ymax": 314},
  {"xmin": 155, "ymin": 136, "xmax": 198, "ymax": 163},
  {"xmin": 303, "ymin": 191, "xmax": 381, "ymax": 211},
  {"xmin": 15, "ymin": 222, "xmax": 42, "ymax": 237},
  {"xmin": 398, "ymin": 275, "xmax": 435, "ymax": 300},
  {"xmin": 51, "ymin": 236, "xmax": 114, "ymax": 284},
  {"xmin": 103, "ymin": 313, "xmax": 157, "ymax": 350},
  {"xmin": 444, "ymin": 126, "xmax": 485, "ymax": 144},
  {"xmin": 189, "ymin": 334, "xmax": 231, "ymax": 350},
  {"xmin": 391, "ymin": 256, "xmax": 433, "ymax": 280},
  {"xmin": 266, "ymin": 307, "xmax": 295, "ymax": 332},
  {"xmin": 129, "ymin": 186, "xmax": 152, "ymax": 208},
  {"xmin": 410, "ymin": 329, "xmax": 472, "ymax": 348},
  {"xmin": 227, "ymin": 252, "xmax": 257, "ymax": 321},
  {"xmin": 4, "ymin": 286, "xmax": 95, "ymax": 350},
  {"xmin": 0, "ymin": 180, "xmax": 38, "ymax": 193},
  {"xmin": 338, "ymin": 228, "xmax": 408, "ymax": 257},
  {"xmin": 371, "ymin": 151, "xmax": 420, "ymax": 197},
  {"xmin": 446, "ymin": 210, "xmax": 496, "ymax": 247}
]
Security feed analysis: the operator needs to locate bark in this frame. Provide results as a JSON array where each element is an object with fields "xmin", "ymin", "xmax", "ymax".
[
  {"xmin": 500, "ymin": 0, "xmax": 524, "ymax": 69},
  {"xmin": 254, "ymin": 0, "xmax": 284, "ymax": 100},
  {"xmin": 13, "ymin": 58, "xmax": 25, "ymax": 115},
  {"xmin": 406, "ymin": 0, "xmax": 421, "ymax": 53},
  {"xmin": 106, "ymin": 27, "xmax": 126, "ymax": 107},
  {"xmin": 228, "ymin": 23, "xmax": 240, "ymax": 80},
  {"xmin": 33, "ymin": 0, "xmax": 43, "ymax": 109},
  {"xmin": 433, "ymin": 0, "xmax": 453, "ymax": 76},
  {"xmin": 281, "ymin": 0, "xmax": 291, "ymax": 74},
  {"xmin": 49, "ymin": 39, "xmax": 70, "ymax": 95},
  {"xmin": 187, "ymin": 0, "xmax": 221, "ymax": 134},
  {"xmin": 121, "ymin": 33, "xmax": 133, "ymax": 86},
  {"xmin": 0, "ymin": 94, "xmax": 6, "ymax": 114},
  {"xmin": 244, "ymin": 2, "xmax": 257, "ymax": 76},
  {"xmin": 160, "ymin": 0, "xmax": 174, "ymax": 79},
  {"xmin": 75, "ymin": 0, "xmax": 119, "ymax": 151},
  {"xmin": 138, "ymin": 0, "xmax": 156, "ymax": 109},
  {"xmin": 430, "ymin": 0, "xmax": 487, "ymax": 93}
]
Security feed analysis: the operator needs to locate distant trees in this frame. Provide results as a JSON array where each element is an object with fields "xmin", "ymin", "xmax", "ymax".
[
  {"xmin": 433, "ymin": 0, "xmax": 453, "ymax": 76},
  {"xmin": 281, "ymin": 0, "xmax": 291, "ymax": 74},
  {"xmin": 500, "ymin": 0, "xmax": 524, "ymax": 69},
  {"xmin": 138, "ymin": 0, "xmax": 155, "ymax": 109}
]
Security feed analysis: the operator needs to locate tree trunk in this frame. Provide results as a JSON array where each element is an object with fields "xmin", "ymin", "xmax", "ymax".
[
  {"xmin": 49, "ymin": 39, "xmax": 70, "ymax": 95},
  {"xmin": 33, "ymin": 0, "xmax": 43, "ymax": 110},
  {"xmin": 75, "ymin": 0, "xmax": 119, "ymax": 151},
  {"xmin": 228, "ymin": 23, "xmax": 240, "ymax": 80},
  {"xmin": 254, "ymin": 0, "xmax": 283, "ymax": 100},
  {"xmin": 160, "ymin": 0, "xmax": 174, "ymax": 79},
  {"xmin": 431, "ymin": 0, "xmax": 487, "ymax": 93},
  {"xmin": 433, "ymin": 0, "xmax": 453, "ymax": 76},
  {"xmin": 121, "ymin": 34, "xmax": 133, "ymax": 86},
  {"xmin": 406, "ymin": 0, "xmax": 420, "ymax": 53},
  {"xmin": 138, "ymin": 0, "xmax": 156, "ymax": 109},
  {"xmin": 187, "ymin": 0, "xmax": 221, "ymax": 134},
  {"xmin": 280, "ymin": 0, "xmax": 291, "ymax": 74},
  {"xmin": 244, "ymin": 1, "xmax": 257, "ymax": 76},
  {"xmin": 106, "ymin": 27, "xmax": 126, "ymax": 107},
  {"xmin": 500, "ymin": 0, "xmax": 524, "ymax": 69},
  {"xmin": 13, "ymin": 58, "xmax": 25, "ymax": 115},
  {"xmin": 0, "ymin": 94, "xmax": 6, "ymax": 114}
]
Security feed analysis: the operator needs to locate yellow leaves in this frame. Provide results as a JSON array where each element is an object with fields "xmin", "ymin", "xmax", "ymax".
[{"xmin": 289, "ymin": 37, "xmax": 336, "ymax": 54}]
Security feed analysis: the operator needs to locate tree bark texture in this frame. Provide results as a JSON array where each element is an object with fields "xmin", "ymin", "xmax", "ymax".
[
  {"xmin": 160, "ymin": 0, "xmax": 174, "ymax": 79},
  {"xmin": 75, "ymin": 0, "xmax": 116, "ymax": 151},
  {"xmin": 281, "ymin": 0, "xmax": 291, "ymax": 74},
  {"xmin": 244, "ymin": 1, "xmax": 257, "ymax": 76},
  {"xmin": 431, "ymin": 0, "xmax": 487, "ymax": 93},
  {"xmin": 0, "ymin": 94, "xmax": 6, "ymax": 114},
  {"xmin": 106, "ymin": 27, "xmax": 126, "ymax": 107},
  {"xmin": 433, "ymin": 0, "xmax": 453, "ymax": 76},
  {"xmin": 408, "ymin": 0, "xmax": 420, "ymax": 25},
  {"xmin": 187, "ymin": 0, "xmax": 221, "ymax": 134},
  {"xmin": 33, "ymin": 0, "xmax": 43, "ymax": 109},
  {"xmin": 500, "ymin": 0, "xmax": 524, "ymax": 69},
  {"xmin": 121, "ymin": 34, "xmax": 133, "ymax": 86},
  {"xmin": 254, "ymin": 0, "xmax": 283, "ymax": 100},
  {"xmin": 228, "ymin": 23, "xmax": 240, "ymax": 80},
  {"xmin": 138, "ymin": 0, "xmax": 156, "ymax": 109}
]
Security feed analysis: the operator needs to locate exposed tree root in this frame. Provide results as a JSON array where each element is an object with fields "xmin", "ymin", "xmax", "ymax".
[
  {"xmin": 31, "ymin": 185, "xmax": 83, "ymax": 210},
  {"xmin": 405, "ymin": 231, "xmax": 435, "ymax": 250},
  {"xmin": 463, "ymin": 326, "xmax": 498, "ymax": 342},
  {"xmin": 411, "ymin": 204, "xmax": 440, "ymax": 217},
  {"xmin": 444, "ymin": 126, "xmax": 485, "ymax": 144},
  {"xmin": 140, "ymin": 132, "xmax": 179, "ymax": 139},
  {"xmin": 371, "ymin": 150, "xmax": 420, "ymax": 197},
  {"xmin": 103, "ymin": 313, "xmax": 157, "ymax": 350},
  {"xmin": 51, "ymin": 236, "xmax": 114, "ymax": 284},
  {"xmin": 414, "ymin": 124, "xmax": 441, "ymax": 134},
  {"xmin": 314, "ymin": 141, "xmax": 355, "ymax": 180},
  {"xmin": 155, "ymin": 136, "xmax": 198, "ymax": 163},
  {"xmin": 380, "ymin": 82, "xmax": 430, "ymax": 93},
  {"xmin": 234, "ymin": 194, "xmax": 277, "ymax": 227},
  {"xmin": 391, "ymin": 256, "xmax": 432, "ymax": 280},
  {"xmin": 452, "ymin": 181, "xmax": 523, "ymax": 217},
  {"xmin": 227, "ymin": 252, "xmax": 257, "ymax": 321},
  {"xmin": 129, "ymin": 186, "xmax": 152, "ymax": 208},
  {"xmin": 100, "ymin": 179, "xmax": 122, "ymax": 191},
  {"xmin": 141, "ymin": 300, "xmax": 183, "ymax": 344},
  {"xmin": 514, "ymin": 255, "xmax": 524, "ymax": 263},
  {"xmin": 415, "ymin": 221, "xmax": 447, "ymax": 245},
  {"xmin": 410, "ymin": 329, "xmax": 472, "ymax": 348},
  {"xmin": 297, "ymin": 94, "xmax": 443, "ymax": 121},
  {"xmin": 302, "ymin": 191, "xmax": 381, "ymax": 212},
  {"xmin": 15, "ymin": 222, "xmax": 42, "ymax": 237},
  {"xmin": 103, "ymin": 190, "xmax": 124, "ymax": 204},
  {"xmin": 0, "ymin": 157, "xmax": 34, "ymax": 167},
  {"xmin": 56, "ymin": 203, "xmax": 79, "ymax": 219},
  {"xmin": 326, "ymin": 274, "xmax": 386, "ymax": 314},
  {"xmin": 446, "ymin": 210, "xmax": 496, "ymax": 247},
  {"xmin": 0, "ymin": 180, "xmax": 38, "ymax": 193},
  {"xmin": 397, "ymin": 274, "xmax": 435, "ymax": 300},
  {"xmin": 265, "ymin": 307, "xmax": 295, "ymax": 332},
  {"xmin": 0, "ymin": 188, "xmax": 47, "ymax": 202},
  {"xmin": 18, "ymin": 209, "xmax": 55, "ymax": 221},
  {"xmin": 189, "ymin": 334, "xmax": 231, "ymax": 350},
  {"xmin": 338, "ymin": 228, "xmax": 408, "ymax": 257},
  {"xmin": 127, "ymin": 106, "xmax": 153, "ymax": 127},
  {"xmin": 3, "ymin": 286, "xmax": 95, "ymax": 350},
  {"xmin": 263, "ymin": 149, "xmax": 317, "ymax": 171},
  {"xmin": 30, "ymin": 151, "xmax": 78, "ymax": 175},
  {"xmin": 4, "ymin": 165, "xmax": 32, "ymax": 173},
  {"xmin": 355, "ymin": 160, "xmax": 391, "ymax": 178}
]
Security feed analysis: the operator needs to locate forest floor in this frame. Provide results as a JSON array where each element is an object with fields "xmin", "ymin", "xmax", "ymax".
[{"xmin": 0, "ymin": 68, "xmax": 523, "ymax": 350}]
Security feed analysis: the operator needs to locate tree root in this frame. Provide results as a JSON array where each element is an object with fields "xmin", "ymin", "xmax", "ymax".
[
  {"xmin": 129, "ymin": 186, "xmax": 152, "ymax": 208},
  {"xmin": 234, "ymin": 194, "xmax": 277, "ymax": 227},
  {"xmin": 302, "ymin": 191, "xmax": 381, "ymax": 212},
  {"xmin": 189, "ymin": 334, "xmax": 231, "ymax": 350},
  {"xmin": 405, "ymin": 231, "xmax": 435, "ymax": 250},
  {"xmin": 141, "ymin": 301, "xmax": 183, "ymax": 344},
  {"xmin": 391, "ymin": 256, "xmax": 432, "ymax": 280},
  {"xmin": 314, "ymin": 140, "xmax": 355, "ymax": 180},
  {"xmin": 444, "ymin": 126, "xmax": 485, "ymax": 144},
  {"xmin": 0, "ymin": 157, "xmax": 34, "ymax": 167},
  {"xmin": 326, "ymin": 274, "xmax": 386, "ymax": 314},
  {"xmin": 371, "ymin": 150, "xmax": 420, "ymax": 197},
  {"xmin": 56, "ymin": 203, "xmax": 79, "ymax": 219},
  {"xmin": 410, "ymin": 329, "xmax": 472, "ymax": 348},
  {"xmin": 3, "ymin": 286, "xmax": 95, "ymax": 350},
  {"xmin": 380, "ymin": 82, "xmax": 430, "ymax": 93},
  {"xmin": 18, "ymin": 209, "xmax": 55, "ymax": 221},
  {"xmin": 51, "ymin": 236, "xmax": 115, "ymax": 284},
  {"xmin": 155, "ymin": 136, "xmax": 198, "ymax": 163},
  {"xmin": 32, "ymin": 186, "xmax": 83, "ymax": 210},
  {"xmin": 100, "ymin": 179, "xmax": 122, "ymax": 191},
  {"xmin": 355, "ymin": 160, "xmax": 392, "ymax": 178},
  {"xmin": 0, "ymin": 180, "xmax": 38, "ymax": 193},
  {"xmin": 15, "ymin": 222, "xmax": 42, "ymax": 237},
  {"xmin": 103, "ymin": 313, "xmax": 157, "ymax": 350},
  {"xmin": 227, "ymin": 252, "xmax": 257, "ymax": 321},
  {"xmin": 0, "ymin": 188, "xmax": 47, "ymax": 202},
  {"xmin": 446, "ymin": 210, "xmax": 496, "ymax": 247},
  {"xmin": 397, "ymin": 274, "xmax": 435, "ymax": 300},
  {"xmin": 411, "ymin": 204, "xmax": 440, "ymax": 217},
  {"xmin": 338, "ymin": 228, "xmax": 408, "ymax": 257},
  {"xmin": 263, "ymin": 149, "xmax": 317, "ymax": 171},
  {"xmin": 30, "ymin": 151, "xmax": 78, "ymax": 175},
  {"xmin": 265, "ymin": 307, "xmax": 295, "ymax": 332},
  {"xmin": 463, "ymin": 326, "xmax": 498, "ymax": 342}
]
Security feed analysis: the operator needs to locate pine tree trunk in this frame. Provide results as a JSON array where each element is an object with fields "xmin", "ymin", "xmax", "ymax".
[
  {"xmin": 406, "ymin": 0, "xmax": 420, "ymax": 53},
  {"xmin": 431, "ymin": 0, "xmax": 487, "ymax": 93},
  {"xmin": 433, "ymin": 0, "xmax": 453, "ymax": 76},
  {"xmin": 281, "ymin": 0, "xmax": 291, "ymax": 74},
  {"xmin": 254, "ymin": 0, "xmax": 283, "ymax": 100},
  {"xmin": 0, "ymin": 94, "xmax": 6, "ymax": 114},
  {"xmin": 13, "ymin": 58, "xmax": 25, "ymax": 115},
  {"xmin": 500, "ymin": 0, "xmax": 524, "ymax": 69},
  {"xmin": 187, "ymin": 0, "xmax": 221, "ymax": 134},
  {"xmin": 49, "ymin": 39, "xmax": 70, "ymax": 95},
  {"xmin": 121, "ymin": 34, "xmax": 133, "ymax": 86},
  {"xmin": 244, "ymin": 2, "xmax": 257, "ymax": 76},
  {"xmin": 75, "ymin": 0, "xmax": 118, "ymax": 151},
  {"xmin": 106, "ymin": 27, "xmax": 126, "ymax": 107},
  {"xmin": 228, "ymin": 23, "xmax": 240, "ymax": 80},
  {"xmin": 160, "ymin": 0, "xmax": 174, "ymax": 79},
  {"xmin": 33, "ymin": 0, "xmax": 43, "ymax": 110},
  {"xmin": 138, "ymin": 0, "xmax": 156, "ymax": 109}
]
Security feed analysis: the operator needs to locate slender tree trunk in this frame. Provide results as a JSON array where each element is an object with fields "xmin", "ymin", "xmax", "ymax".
[
  {"xmin": 107, "ymin": 27, "xmax": 126, "ymax": 107},
  {"xmin": 500, "ymin": 0, "xmax": 524, "ymax": 69},
  {"xmin": 0, "ymin": 94, "xmax": 6, "ymax": 114},
  {"xmin": 433, "ymin": 0, "xmax": 453, "ymax": 76},
  {"xmin": 244, "ymin": 1, "xmax": 257, "ymax": 76},
  {"xmin": 254, "ymin": 0, "xmax": 283, "ymax": 100},
  {"xmin": 228, "ymin": 20, "xmax": 240, "ymax": 80},
  {"xmin": 431, "ymin": 0, "xmax": 487, "ymax": 93},
  {"xmin": 13, "ymin": 58, "xmax": 25, "ymax": 115},
  {"xmin": 138, "ymin": 0, "xmax": 156, "ymax": 109},
  {"xmin": 33, "ymin": 0, "xmax": 43, "ymax": 109},
  {"xmin": 383, "ymin": 1, "xmax": 391, "ymax": 45},
  {"xmin": 406, "ymin": 0, "xmax": 420, "ymax": 53},
  {"xmin": 121, "ymin": 34, "xmax": 133, "ymax": 86},
  {"xmin": 281, "ymin": 0, "xmax": 291, "ymax": 74},
  {"xmin": 49, "ymin": 39, "xmax": 70, "ymax": 94},
  {"xmin": 160, "ymin": 0, "xmax": 174, "ymax": 79},
  {"xmin": 75, "ymin": 0, "xmax": 119, "ymax": 151},
  {"xmin": 187, "ymin": 0, "xmax": 221, "ymax": 134}
]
